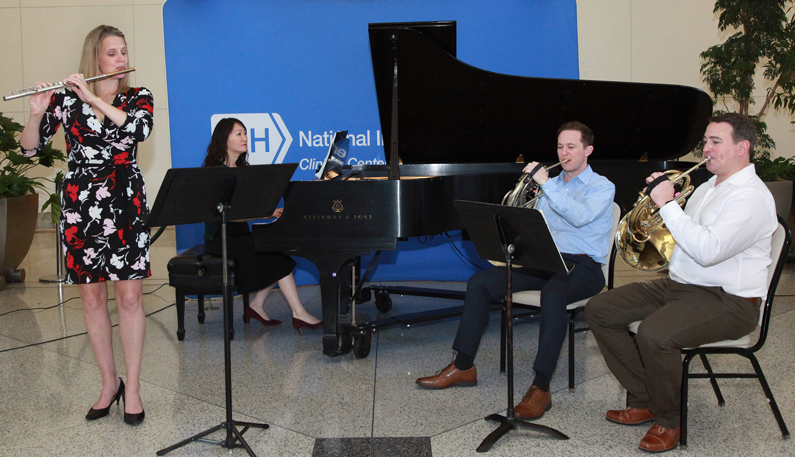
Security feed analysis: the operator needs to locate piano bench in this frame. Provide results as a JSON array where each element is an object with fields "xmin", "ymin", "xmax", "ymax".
[{"xmin": 167, "ymin": 244, "xmax": 249, "ymax": 341}]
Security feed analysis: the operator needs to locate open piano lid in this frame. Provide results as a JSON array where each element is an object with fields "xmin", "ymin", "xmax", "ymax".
[{"xmin": 368, "ymin": 21, "xmax": 713, "ymax": 165}]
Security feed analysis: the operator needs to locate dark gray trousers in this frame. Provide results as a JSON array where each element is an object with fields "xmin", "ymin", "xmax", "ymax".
[
  {"xmin": 585, "ymin": 278, "xmax": 759, "ymax": 428},
  {"xmin": 452, "ymin": 254, "xmax": 605, "ymax": 379}
]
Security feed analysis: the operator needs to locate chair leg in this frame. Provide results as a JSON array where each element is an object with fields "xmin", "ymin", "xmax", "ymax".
[
  {"xmin": 197, "ymin": 295, "xmax": 206, "ymax": 324},
  {"xmin": 680, "ymin": 353, "xmax": 695, "ymax": 449},
  {"xmin": 699, "ymin": 353, "xmax": 725, "ymax": 406},
  {"xmin": 175, "ymin": 289, "xmax": 186, "ymax": 341},
  {"xmin": 568, "ymin": 311, "xmax": 576, "ymax": 390},
  {"xmin": 748, "ymin": 354, "xmax": 791, "ymax": 439}
]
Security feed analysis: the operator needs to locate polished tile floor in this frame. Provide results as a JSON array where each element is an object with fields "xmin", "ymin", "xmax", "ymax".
[{"xmin": 2, "ymin": 227, "xmax": 794, "ymax": 456}]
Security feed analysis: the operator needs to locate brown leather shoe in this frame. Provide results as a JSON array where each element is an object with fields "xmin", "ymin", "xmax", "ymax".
[
  {"xmin": 415, "ymin": 363, "xmax": 477, "ymax": 389},
  {"xmin": 514, "ymin": 385, "xmax": 551, "ymax": 420},
  {"xmin": 639, "ymin": 424, "xmax": 680, "ymax": 453},
  {"xmin": 605, "ymin": 407, "xmax": 655, "ymax": 426}
]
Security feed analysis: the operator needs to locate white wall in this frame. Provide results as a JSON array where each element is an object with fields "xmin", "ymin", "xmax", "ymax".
[
  {"xmin": 0, "ymin": 0, "xmax": 170, "ymax": 211},
  {"xmin": 577, "ymin": 0, "xmax": 794, "ymax": 160},
  {"xmin": 1, "ymin": 0, "xmax": 792, "ymax": 212}
]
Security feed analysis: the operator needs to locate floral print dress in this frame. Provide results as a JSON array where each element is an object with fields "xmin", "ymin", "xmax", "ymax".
[{"xmin": 23, "ymin": 87, "xmax": 154, "ymax": 284}]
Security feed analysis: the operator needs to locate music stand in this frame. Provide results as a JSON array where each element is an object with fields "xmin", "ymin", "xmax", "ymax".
[
  {"xmin": 454, "ymin": 200, "xmax": 570, "ymax": 452},
  {"xmin": 149, "ymin": 164, "xmax": 297, "ymax": 457}
]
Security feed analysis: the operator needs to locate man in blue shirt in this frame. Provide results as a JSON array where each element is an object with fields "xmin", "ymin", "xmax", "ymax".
[{"xmin": 416, "ymin": 121, "xmax": 615, "ymax": 420}]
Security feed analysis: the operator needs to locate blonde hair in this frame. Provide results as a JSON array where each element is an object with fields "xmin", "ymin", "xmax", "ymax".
[{"xmin": 79, "ymin": 25, "xmax": 130, "ymax": 97}]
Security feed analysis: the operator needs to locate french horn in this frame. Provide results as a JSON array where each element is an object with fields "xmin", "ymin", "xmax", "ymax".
[
  {"xmin": 502, "ymin": 159, "xmax": 568, "ymax": 208},
  {"xmin": 616, "ymin": 157, "xmax": 710, "ymax": 271}
]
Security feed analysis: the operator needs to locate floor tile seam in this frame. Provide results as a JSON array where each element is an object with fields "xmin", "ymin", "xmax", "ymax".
[{"xmin": 0, "ymin": 332, "xmax": 53, "ymax": 352}]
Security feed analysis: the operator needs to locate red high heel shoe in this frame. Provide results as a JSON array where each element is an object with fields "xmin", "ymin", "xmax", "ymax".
[
  {"xmin": 293, "ymin": 318, "xmax": 323, "ymax": 335},
  {"xmin": 243, "ymin": 306, "xmax": 281, "ymax": 326}
]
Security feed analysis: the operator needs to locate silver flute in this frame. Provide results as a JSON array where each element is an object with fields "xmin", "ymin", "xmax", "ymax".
[{"xmin": 3, "ymin": 68, "xmax": 135, "ymax": 101}]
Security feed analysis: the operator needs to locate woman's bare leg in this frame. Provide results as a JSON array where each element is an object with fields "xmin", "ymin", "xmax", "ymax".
[
  {"xmin": 114, "ymin": 279, "xmax": 145, "ymax": 414},
  {"xmin": 248, "ymin": 282, "xmax": 276, "ymax": 320},
  {"xmin": 277, "ymin": 273, "xmax": 320, "ymax": 324},
  {"xmin": 79, "ymin": 282, "xmax": 121, "ymax": 409}
]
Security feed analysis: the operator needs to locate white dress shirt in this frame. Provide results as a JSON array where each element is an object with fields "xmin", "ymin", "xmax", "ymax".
[{"xmin": 659, "ymin": 164, "xmax": 777, "ymax": 298}]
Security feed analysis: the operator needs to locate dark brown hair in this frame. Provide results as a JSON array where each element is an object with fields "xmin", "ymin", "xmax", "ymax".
[
  {"xmin": 557, "ymin": 121, "xmax": 594, "ymax": 147},
  {"xmin": 709, "ymin": 113, "xmax": 757, "ymax": 157},
  {"xmin": 203, "ymin": 118, "xmax": 248, "ymax": 167}
]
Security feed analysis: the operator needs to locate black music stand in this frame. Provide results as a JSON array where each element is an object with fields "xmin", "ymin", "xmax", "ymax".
[
  {"xmin": 149, "ymin": 164, "xmax": 297, "ymax": 457},
  {"xmin": 453, "ymin": 200, "xmax": 570, "ymax": 452}
]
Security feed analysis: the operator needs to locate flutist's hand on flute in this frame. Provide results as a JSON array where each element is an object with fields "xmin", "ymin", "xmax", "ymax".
[
  {"xmin": 27, "ymin": 84, "xmax": 56, "ymax": 117},
  {"xmin": 63, "ymin": 73, "xmax": 98, "ymax": 105},
  {"xmin": 20, "ymin": 84, "xmax": 55, "ymax": 151}
]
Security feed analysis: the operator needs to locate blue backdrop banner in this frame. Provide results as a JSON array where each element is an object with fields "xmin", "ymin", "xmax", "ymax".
[{"xmin": 162, "ymin": 0, "xmax": 579, "ymax": 285}]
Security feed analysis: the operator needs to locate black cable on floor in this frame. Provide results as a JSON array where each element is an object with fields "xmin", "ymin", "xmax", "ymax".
[
  {"xmin": 0, "ymin": 283, "xmax": 169, "ymax": 317},
  {"xmin": 0, "ymin": 301, "xmax": 176, "ymax": 354},
  {"xmin": 0, "ymin": 283, "xmax": 175, "ymax": 353}
]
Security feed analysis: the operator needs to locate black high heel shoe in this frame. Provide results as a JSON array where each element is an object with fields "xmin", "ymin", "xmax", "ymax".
[
  {"xmin": 243, "ymin": 306, "xmax": 281, "ymax": 327},
  {"xmin": 124, "ymin": 409, "xmax": 145, "ymax": 426},
  {"xmin": 292, "ymin": 318, "xmax": 323, "ymax": 335},
  {"xmin": 122, "ymin": 390, "xmax": 146, "ymax": 426},
  {"xmin": 86, "ymin": 378, "xmax": 124, "ymax": 421}
]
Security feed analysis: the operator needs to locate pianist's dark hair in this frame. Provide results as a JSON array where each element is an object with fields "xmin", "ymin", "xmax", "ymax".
[
  {"xmin": 557, "ymin": 121, "xmax": 594, "ymax": 148},
  {"xmin": 203, "ymin": 117, "xmax": 249, "ymax": 167},
  {"xmin": 709, "ymin": 113, "xmax": 756, "ymax": 157}
]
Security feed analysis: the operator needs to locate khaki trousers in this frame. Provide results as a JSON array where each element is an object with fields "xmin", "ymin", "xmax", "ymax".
[{"xmin": 585, "ymin": 278, "xmax": 759, "ymax": 428}]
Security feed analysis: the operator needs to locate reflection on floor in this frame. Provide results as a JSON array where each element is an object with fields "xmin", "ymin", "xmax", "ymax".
[{"xmin": 1, "ymin": 227, "xmax": 794, "ymax": 456}]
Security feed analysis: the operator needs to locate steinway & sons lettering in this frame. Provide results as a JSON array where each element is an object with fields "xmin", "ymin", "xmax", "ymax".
[{"xmin": 303, "ymin": 214, "xmax": 373, "ymax": 220}]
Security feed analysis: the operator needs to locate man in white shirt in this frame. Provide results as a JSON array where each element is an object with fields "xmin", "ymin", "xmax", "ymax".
[{"xmin": 585, "ymin": 113, "xmax": 777, "ymax": 453}]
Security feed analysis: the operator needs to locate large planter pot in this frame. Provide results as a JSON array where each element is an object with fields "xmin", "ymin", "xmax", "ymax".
[
  {"xmin": 764, "ymin": 179, "xmax": 793, "ymax": 222},
  {"xmin": 0, "ymin": 193, "xmax": 39, "ymax": 290}
]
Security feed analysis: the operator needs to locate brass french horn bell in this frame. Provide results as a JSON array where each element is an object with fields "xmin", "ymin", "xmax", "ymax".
[
  {"xmin": 616, "ymin": 157, "xmax": 710, "ymax": 271},
  {"xmin": 502, "ymin": 159, "xmax": 568, "ymax": 208}
]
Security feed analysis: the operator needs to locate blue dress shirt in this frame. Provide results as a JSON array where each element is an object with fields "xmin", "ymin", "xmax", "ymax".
[{"xmin": 536, "ymin": 165, "xmax": 615, "ymax": 264}]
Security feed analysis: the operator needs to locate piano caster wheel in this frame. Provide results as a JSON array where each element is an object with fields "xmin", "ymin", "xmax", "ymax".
[
  {"xmin": 375, "ymin": 291, "xmax": 392, "ymax": 313},
  {"xmin": 8, "ymin": 268, "xmax": 25, "ymax": 283},
  {"xmin": 353, "ymin": 331, "xmax": 372, "ymax": 359}
]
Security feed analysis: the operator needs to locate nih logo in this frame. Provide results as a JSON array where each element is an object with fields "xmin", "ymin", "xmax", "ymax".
[{"xmin": 210, "ymin": 113, "xmax": 293, "ymax": 165}]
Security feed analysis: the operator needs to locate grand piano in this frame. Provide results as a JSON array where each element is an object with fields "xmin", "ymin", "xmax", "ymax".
[{"xmin": 252, "ymin": 21, "xmax": 713, "ymax": 357}]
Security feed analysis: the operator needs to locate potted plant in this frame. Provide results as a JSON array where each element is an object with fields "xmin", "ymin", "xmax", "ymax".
[
  {"xmin": 0, "ymin": 111, "xmax": 65, "ymax": 289},
  {"xmin": 694, "ymin": 0, "xmax": 795, "ymax": 220}
]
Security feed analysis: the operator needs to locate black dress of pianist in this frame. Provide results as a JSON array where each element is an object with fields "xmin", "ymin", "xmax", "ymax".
[{"xmin": 202, "ymin": 117, "xmax": 322, "ymax": 334}]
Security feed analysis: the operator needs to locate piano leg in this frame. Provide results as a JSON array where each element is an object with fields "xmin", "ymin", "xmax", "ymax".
[{"xmin": 302, "ymin": 251, "xmax": 374, "ymax": 356}]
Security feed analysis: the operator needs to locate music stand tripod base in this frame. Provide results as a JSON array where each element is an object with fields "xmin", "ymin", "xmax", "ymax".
[
  {"xmin": 155, "ymin": 419, "xmax": 268, "ymax": 456},
  {"xmin": 478, "ymin": 413, "xmax": 569, "ymax": 452}
]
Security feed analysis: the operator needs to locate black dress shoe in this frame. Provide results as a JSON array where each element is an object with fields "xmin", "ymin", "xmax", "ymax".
[{"xmin": 86, "ymin": 378, "xmax": 124, "ymax": 421}]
